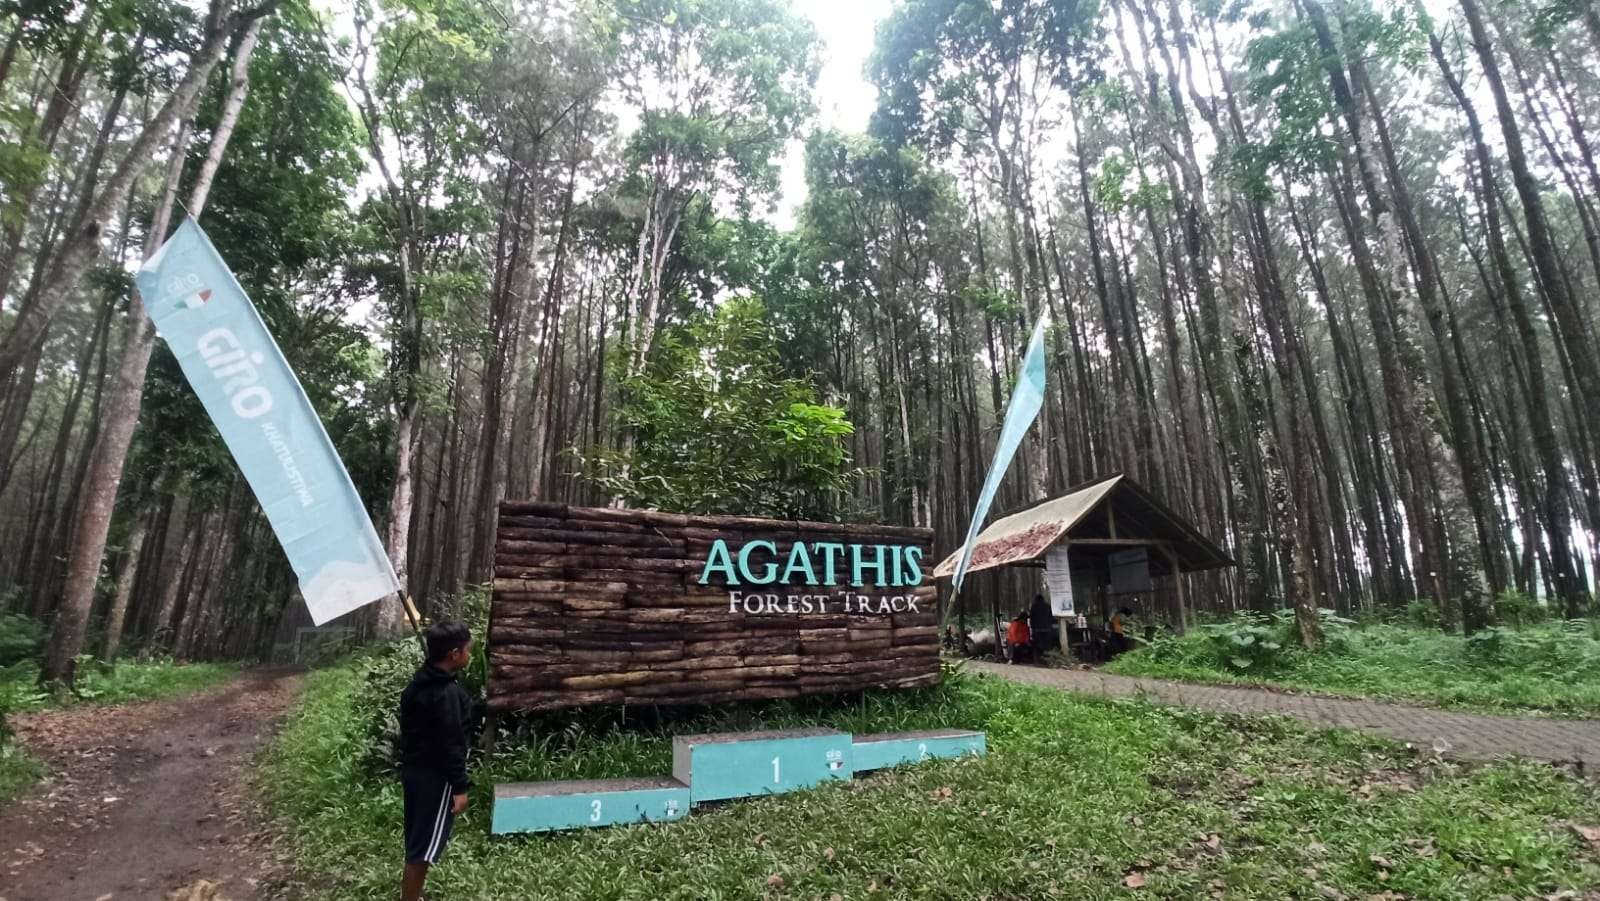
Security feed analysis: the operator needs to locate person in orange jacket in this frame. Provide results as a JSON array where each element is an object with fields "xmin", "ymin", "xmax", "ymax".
[{"xmin": 1006, "ymin": 611, "xmax": 1032, "ymax": 663}]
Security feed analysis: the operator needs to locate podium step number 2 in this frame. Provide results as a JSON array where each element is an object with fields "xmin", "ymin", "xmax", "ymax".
[
  {"xmin": 852, "ymin": 729, "xmax": 986, "ymax": 772},
  {"xmin": 674, "ymin": 728, "xmax": 853, "ymax": 803}
]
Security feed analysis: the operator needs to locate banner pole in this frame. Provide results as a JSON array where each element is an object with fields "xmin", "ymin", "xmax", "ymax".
[
  {"xmin": 942, "ymin": 312, "xmax": 1050, "ymax": 632},
  {"xmin": 402, "ymin": 594, "xmax": 427, "ymax": 655}
]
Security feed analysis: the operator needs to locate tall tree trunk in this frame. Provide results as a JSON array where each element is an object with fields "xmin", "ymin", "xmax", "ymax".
[
  {"xmin": 0, "ymin": 2, "xmax": 260, "ymax": 377},
  {"xmin": 102, "ymin": 514, "xmax": 150, "ymax": 660},
  {"xmin": 1431, "ymin": 30, "xmax": 1583, "ymax": 612},
  {"xmin": 467, "ymin": 164, "xmax": 534, "ymax": 586},
  {"xmin": 1301, "ymin": 0, "xmax": 1456, "ymax": 624},
  {"xmin": 0, "ymin": 0, "xmax": 99, "ymax": 305},
  {"xmin": 1459, "ymin": 0, "xmax": 1600, "ymax": 536},
  {"xmin": 40, "ymin": 17, "xmax": 265, "ymax": 682},
  {"xmin": 1349, "ymin": 57, "xmax": 1494, "ymax": 629}
]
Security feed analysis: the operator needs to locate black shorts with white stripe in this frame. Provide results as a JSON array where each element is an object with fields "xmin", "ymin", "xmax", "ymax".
[{"xmin": 402, "ymin": 766, "xmax": 458, "ymax": 865}]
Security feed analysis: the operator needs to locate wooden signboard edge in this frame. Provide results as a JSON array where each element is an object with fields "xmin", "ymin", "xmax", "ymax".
[{"xmin": 486, "ymin": 503, "xmax": 939, "ymax": 715}]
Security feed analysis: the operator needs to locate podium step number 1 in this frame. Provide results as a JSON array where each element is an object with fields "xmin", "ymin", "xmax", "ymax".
[{"xmin": 674, "ymin": 728, "xmax": 853, "ymax": 804}]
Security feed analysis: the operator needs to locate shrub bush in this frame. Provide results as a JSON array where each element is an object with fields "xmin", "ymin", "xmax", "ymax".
[
  {"xmin": 1464, "ymin": 625, "xmax": 1511, "ymax": 664},
  {"xmin": 1401, "ymin": 599, "xmax": 1438, "ymax": 628},
  {"xmin": 1113, "ymin": 613, "xmax": 1600, "ymax": 715},
  {"xmin": 0, "ymin": 614, "xmax": 44, "ymax": 667},
  {"xmin": 1134, "ymin": 610, "xmax": 1357, "ymax": 674},
  {"xmin": 353, "ymin": 639, "xmax": 425, "ymax": 776},
  {"xmin": 1207, "ymin": 614, "xmax": 1295, "ymax": 673},
  {"xmin": 1493, "ymin": 590, "xmax": 1549, "ymax": 627}
]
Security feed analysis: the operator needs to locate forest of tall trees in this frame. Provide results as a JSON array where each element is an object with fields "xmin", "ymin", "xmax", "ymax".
[{"xmin": 2, "ymin": 0, "xmax": 1599, "ymax": 677}]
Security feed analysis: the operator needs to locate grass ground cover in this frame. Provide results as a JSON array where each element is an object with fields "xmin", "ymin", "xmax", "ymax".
[
  {"xmin": 265, "ymin": 652, "xmax": 1600, "ymax": 900},
  {"xmin": 1105, "ymin": 617, "xmax": 1600, "ymax": 717},
  {"xmin": 0, "ymin": 728, "xmax": 41, "ymax": 803},
  {"xmin": 0, "ymin": 657, "xmax": 239, "ymax": 712}
]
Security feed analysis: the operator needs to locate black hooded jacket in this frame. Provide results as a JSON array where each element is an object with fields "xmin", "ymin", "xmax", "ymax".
[
  {"xmin": 398, "ymin": 664, "xmax": 472, "ymax": 793},
  {"xmin": 1029, "ymin": 595, "xmax": 1053, "ymax": 639}
]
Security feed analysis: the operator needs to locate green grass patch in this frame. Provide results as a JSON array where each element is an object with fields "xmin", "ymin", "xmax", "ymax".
[
  {"xmin": 0, "ymin": 739, "xmax": 42, "ymax": 803},
  {"xmin": 1107, "ymin": 617, "xmax": 1600, "ymax": 717},
  {"xmin": 264, "ymin": 657, "xmax": 1600, "ymax": 900},
  {"xmin": 0, "ymin": 657, "xmax": 240, "ymax": 713}
]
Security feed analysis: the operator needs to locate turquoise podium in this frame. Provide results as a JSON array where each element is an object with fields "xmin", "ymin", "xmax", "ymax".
[
  {"xmin": 492, "ymin": 777, "xmax": 691, "ymax": 834},
  {"xmin": 491, "ymin": 726, "xmax": 986, "ymax": 833},
  {"xmin": 672, "ymin": 728, "xmax": 853, "ymax": 803}
]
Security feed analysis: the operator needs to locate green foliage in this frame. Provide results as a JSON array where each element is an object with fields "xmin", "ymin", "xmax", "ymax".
[
  {"xmin": 0, "ymin": 614, "xmax": 44, "ymax": 667},
  {"xmin": 1465, "ymin": 620, "xmax": 1600, "ymax": 673},
  {"xmin": 348, "ymin": 587, "xmax": 491, "ymax": 776},
  {"xmin": 1241, "ymin": 0, "xmax": 1426, "ymax": 179},
  {"xmin": 1402, "ymin": 599, "xmax": 1440, "ymax": 629},
  {"xmin": 0, "ymin": 658, "xmax": 237, "ymax": 714},
  {"xmin": 586, "ymin": 298, "xmax": 860, "ymax": 520},
  {"xmin": 1112, "ymin": 619, "xmax": 1600, "ymax": 716},
  {"xmin": 1463, "ymin": 625, "xmax": 1514, "ymax": 663},
  {"xmin": 1137, "ymin": 611, "xmax": 1356, "ymax": 675},
  {"xmin": 606, "ymin": 0, "xmax": 822, "ymax": 203},
  {"xmin": 0, "ymin": 739, "xmax": 42, "ymax": 805},
  {"xmin": 1205, "ymin": 613, "xmax": 1291, "ymax": 672},
  {"xmin": 869, "ymin": 0, "xmax": 1102, "ymax": 149},
  {"xmin": 1495, "ymin": 590, "xmax": 1552, "ymax": 627},
  {"xmin": 266, "ymin": 663, "xmax": 1600, "ymax": 899},
  {"xmin": 0, "ymin": 643, "xmax": 27, "ymax": 802},
  {"xmin": 351, "ymin": 639, "xmax": 425, "ymax": 776}
]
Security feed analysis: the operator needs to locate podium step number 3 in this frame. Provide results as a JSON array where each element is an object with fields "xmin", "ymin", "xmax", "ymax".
[
  {"xmin": 674, "ymin": 728, "xmax": 852, "ymax": 803},
  {"xmin": 491, "ymin": 777, "xmax": 690, "ymax": 834}
]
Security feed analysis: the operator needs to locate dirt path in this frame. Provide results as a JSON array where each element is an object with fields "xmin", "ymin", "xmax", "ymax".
[
  {"xmin": 0, "ymin": 669, "xmax": 304, "ymax": 901},
  {"xmin": 972, "ymin": 661, "xmax": 1600, "ymax": 766}
]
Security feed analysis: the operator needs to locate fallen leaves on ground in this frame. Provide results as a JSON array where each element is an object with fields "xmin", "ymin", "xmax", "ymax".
[
  {"xmin": 167, "ymin": 879, "xmax": 229, "ymax": 901},
  {"xmin": 1566, "ymin": 823, "xmax": 1600, "ymax": 848},
  {"xmin": 0, "ymin": 670, "xmax": 304, "ymax": 900}
]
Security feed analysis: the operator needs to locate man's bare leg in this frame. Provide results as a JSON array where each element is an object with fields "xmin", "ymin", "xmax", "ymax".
[{"xmin": 402, "ymin": 862, "xmax": 429, "ymax": 901}]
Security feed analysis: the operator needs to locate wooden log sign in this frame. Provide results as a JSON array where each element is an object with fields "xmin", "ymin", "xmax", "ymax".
[{"xmin": 487, "ymin": 502, "xmax": 939, "ymax": 712}]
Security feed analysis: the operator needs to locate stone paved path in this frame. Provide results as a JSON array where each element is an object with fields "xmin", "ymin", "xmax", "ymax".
[{"xmin": 970, "ymin": 661, "xmax": 1599, "ymax": 766}]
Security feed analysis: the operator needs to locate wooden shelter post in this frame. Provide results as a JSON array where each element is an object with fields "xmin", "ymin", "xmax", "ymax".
[
  {"xmin": 1161, "ymin": 545, "xmax": 1189, "ymax": 633},
  {"xmin": 1057, "ymin": 541, "xmax": 1071, "ymax": 652}
]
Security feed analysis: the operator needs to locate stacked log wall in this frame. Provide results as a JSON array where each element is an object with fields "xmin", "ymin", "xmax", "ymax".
[{"xmin": 488, "ymin": 502, "xmax": 939, "ymax": 712}]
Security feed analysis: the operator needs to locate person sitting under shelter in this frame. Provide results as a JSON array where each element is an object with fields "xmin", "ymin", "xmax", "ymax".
[
  {"xmin": 1005, "ymin": 612, "xmax": 1032, "ymax": 664},
  {"xmin": 1108, "ymin": 606, "xmax": 1133, "ymax": 657}
]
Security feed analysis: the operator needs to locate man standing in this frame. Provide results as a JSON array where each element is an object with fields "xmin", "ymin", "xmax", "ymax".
[
  {"xmin": 1028, "ymin": 593, "xmax": 1056, "ymax": 659},
  {"xmin": 399, "ymin": 621, "xmax": 474, "ymax": 901}
]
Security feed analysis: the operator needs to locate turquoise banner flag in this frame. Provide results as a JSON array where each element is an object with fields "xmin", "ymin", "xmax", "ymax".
[
  {"xmin": 951, "ymin": 312, "xmax": 1049, "ymax": 598},
  {"xmin": 137, "ymin": 218, "xmax": 400, "ymax": 625}
]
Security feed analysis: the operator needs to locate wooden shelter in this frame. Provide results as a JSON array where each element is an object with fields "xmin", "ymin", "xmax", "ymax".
[{"xmin": 932, "ymin": 473, "xmax": 1232, "ymax": 638}]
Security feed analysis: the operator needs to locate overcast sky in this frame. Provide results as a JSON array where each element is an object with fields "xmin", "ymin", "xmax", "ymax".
[{"xmin": 770, "ymin": 0, "xmax": 895, "ymax": 229}]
